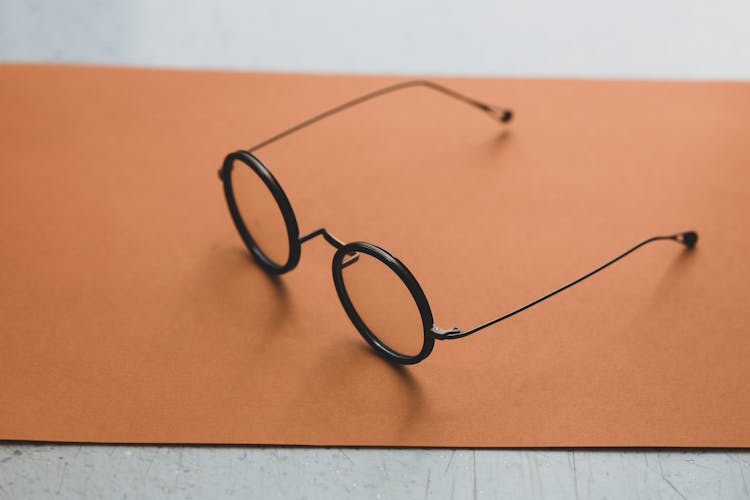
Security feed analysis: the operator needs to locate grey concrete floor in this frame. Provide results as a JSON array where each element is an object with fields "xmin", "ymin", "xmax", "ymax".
[
  {"xmin": 2, "ymin": 445, "xmax": 749, "ymax": 499},
  {"xmin": 2, "ymin": 1, "xmax": 749, "ymax": 498}
]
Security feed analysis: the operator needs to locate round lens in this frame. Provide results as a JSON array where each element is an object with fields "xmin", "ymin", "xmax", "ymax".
[
  {"xmin": 341, "ymin": 251, "xmax": 425, "ymax": 357},
  {"xmin": 230, "ymin": 158, "xmax": 290, "ymax": 266}
]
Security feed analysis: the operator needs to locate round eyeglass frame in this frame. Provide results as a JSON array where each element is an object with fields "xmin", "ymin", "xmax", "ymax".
[
  {"xmin": 221, "ymin": 150, "xmax": 301, "ymax": 274},
  {"xmin": 332, "ymin": 242, "xmax": 435, "ymax": 365}
]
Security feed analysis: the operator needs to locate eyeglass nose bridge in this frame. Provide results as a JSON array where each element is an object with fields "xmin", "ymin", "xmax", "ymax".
[{"xmin": 299, "ymin": 227, "xmax": 359, "ymax": 267}]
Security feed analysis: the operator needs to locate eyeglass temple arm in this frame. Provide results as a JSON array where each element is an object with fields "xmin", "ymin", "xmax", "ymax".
[
  {"xmin": 247, "ymin": 80, "xmax": 513, "ymax": 153},
  {"xmin": 431, "ymin": 231, "xmax": 698, "ymax": 340}
]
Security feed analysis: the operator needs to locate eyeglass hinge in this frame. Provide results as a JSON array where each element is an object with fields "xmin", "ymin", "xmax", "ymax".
[{"xmin": 430, "ymin": 325, "xmax": 464, "ymax": 340}]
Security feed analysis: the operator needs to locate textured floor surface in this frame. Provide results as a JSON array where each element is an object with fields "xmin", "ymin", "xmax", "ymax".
[{"xmin": 2, "ymin": 444, "xmax": 750, "ymax": 499}]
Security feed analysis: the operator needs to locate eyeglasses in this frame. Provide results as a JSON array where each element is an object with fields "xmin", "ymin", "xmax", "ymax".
[{"xmin": 219, "ymin": 80, "xmax": 698, "ymax": 365}]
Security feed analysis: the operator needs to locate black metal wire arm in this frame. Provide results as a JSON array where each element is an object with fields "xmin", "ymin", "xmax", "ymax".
[
  {"xmin": 432, "ymin": 231, "xmax": 699, "ymax": 340},
  {"xmin": 247, "ymin": 80, "xmax": 513, "ymax": 153}
]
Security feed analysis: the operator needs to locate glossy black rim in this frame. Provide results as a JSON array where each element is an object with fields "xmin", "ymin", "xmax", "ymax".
[
  {"xmin": 220, "ymin": 150, "xmax": 301, "ymax": 274},
  {"xmin": 332, "ymin": 242, "xmax": 435, "ymax": 365}
]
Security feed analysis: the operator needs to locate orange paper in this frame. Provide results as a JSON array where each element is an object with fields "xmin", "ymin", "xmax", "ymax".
[{"xmin": 1, "ymin": 65, "xmax": 749, "ymax": 447}]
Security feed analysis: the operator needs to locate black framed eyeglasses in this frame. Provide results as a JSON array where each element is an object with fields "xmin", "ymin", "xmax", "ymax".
[{"xmin": 219, "ymin": 80, "xmax": 698, "ymax": 365}]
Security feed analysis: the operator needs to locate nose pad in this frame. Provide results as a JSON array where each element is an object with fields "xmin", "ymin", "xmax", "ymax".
[{"xmin": 341, "ymin": 252, "xmax": 359, "ymax": 269}]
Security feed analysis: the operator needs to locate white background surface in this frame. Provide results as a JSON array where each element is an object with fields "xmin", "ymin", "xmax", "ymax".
[
  {"xmin": 1, "ymin": 1, "xmax": 749, "ymax": 498},
  {"xmin": 2, "ymin": 0, "xmax": 749, "ymax": 79}
]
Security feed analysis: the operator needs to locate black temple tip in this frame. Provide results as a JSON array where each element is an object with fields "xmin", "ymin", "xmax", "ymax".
[
  {"xmin": 478, "ymin": 103, "xmax": 513, "ymax": 123},
  {"xmin": 679, "ymin": 231, "xmax": 698, "ymax": 249}
]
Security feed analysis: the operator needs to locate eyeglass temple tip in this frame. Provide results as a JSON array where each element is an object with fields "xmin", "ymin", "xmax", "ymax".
[
  {"xmin": 676, "ymin": 230, "xmax": 698, "ymax": 249},
  {"xmin": 499, "ymin": 109, "xmax": 513, "ymax": 123},
  {"xmin": 475, "ymin": 102, "xmax": 513, "ymax": 123}
]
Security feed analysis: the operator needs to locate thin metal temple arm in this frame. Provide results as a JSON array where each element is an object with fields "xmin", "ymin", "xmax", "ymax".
[
  {"xmin": 247, "ymin": 80, "xmax": 513, "ymax": 153},
  {"xmin": 435, "ymin": 231, "xmax": 698, "ymax": 340}
]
